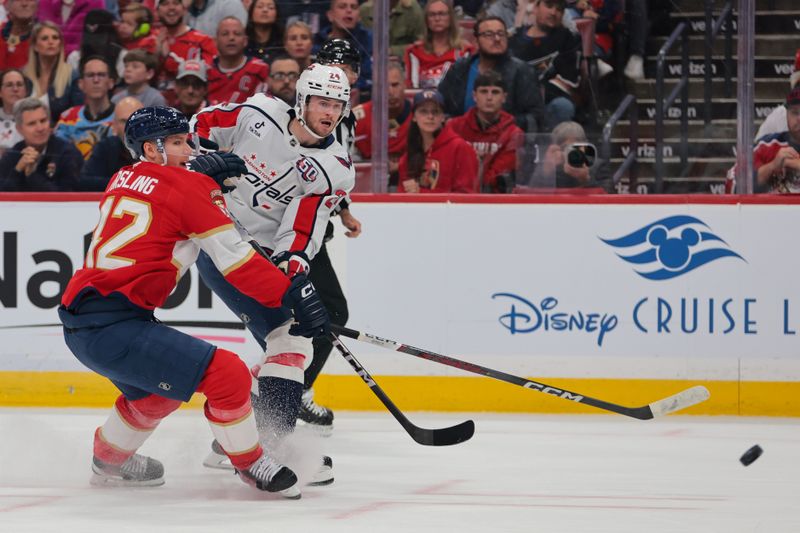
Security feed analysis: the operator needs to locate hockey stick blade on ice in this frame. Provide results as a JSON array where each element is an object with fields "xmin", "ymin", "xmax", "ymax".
[
  {"xmin": 329, "ymin": 332, "xmax": 474, "ymax": 445},
  {"xmin": 332, "ymin": 325, "xmax": 710, "ymax": 420}
]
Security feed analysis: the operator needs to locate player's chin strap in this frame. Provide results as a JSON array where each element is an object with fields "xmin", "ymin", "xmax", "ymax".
[{"xmin": 297, "ymin": 115, "xmax": 326, "ymax": 141}]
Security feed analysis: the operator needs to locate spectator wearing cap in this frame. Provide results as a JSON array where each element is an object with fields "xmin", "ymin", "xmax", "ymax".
[
  {"xmin": 174, "ymin": 58, "xmax": 209, "ymax": 119},
  {"xmin": 509, "ymin": 0, "xmax": 581, "ymax": 130},
  {"xmin": 0, "ymin": 97, "xmax": 83, "ymax": 191},
  {"xmin": 54, "ymin": 55, "xmax": 115, "ymax": 160},
  {"xmin": 0, "ymin": 69, "xmax": 29, "ymax": 156},
  {"xmin": 266, "ymin": 54, "xmax": 300, "ymax": 105},
  {"xmin": 755, "ymin": 49, "xmax": 800, "ymax": 142},
  {"xmin": 38, "ymin": 0, "xmax": 105, "ymax": 56},
  {"xmin": 155, "ymin": 0, "xmax": 217, "ymax": 91},
  {"xmin": 398, "ymin": 90, "xmax": 478, "ymax": 193},
  {"xmin": 112, "ymin": 50, "xmax": 166, "ymax": 108},
  {"xmin": 314, "ymin": 0, "xmax": 372, "ymax": 97},
  {"xmin": 208, "ymin": 16, "xmax": 268, "ymax": 105},
  {"xmin": 0, "ymin": 0, "xmax": 37, "ymax": 70},
  {"xmin": 78, "ymin": 95, "xmax": 142, "ymax": 190},
  {"xmin": 447, "ymin": 71, "xmax": 523, "ymax": 193},
  {"xmin": 753, "ymin": 86, "xmax": 800, "ymax": 194},
  {"xmin": 186, "ymin": 0, "xmax": 247, "ymax": 40},
  {"xmin": 437, "ymin": 15, "xmax": 544, "ymax": 133},
  {"xmin": 359, "ymin": 0, "xmax": 424, "ymax": 58},
  {"xmin": 353, "ymin": 61, "xmax": 412, "ymax": 184}
]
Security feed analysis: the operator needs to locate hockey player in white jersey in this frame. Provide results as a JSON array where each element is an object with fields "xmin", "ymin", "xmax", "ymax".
[{"xmin": 189, "ymin": 63, "xmax": 354, "ymax": 489}]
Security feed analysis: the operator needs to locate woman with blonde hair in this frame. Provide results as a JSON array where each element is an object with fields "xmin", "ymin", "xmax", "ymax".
[
  {"xmin": 22, "ymin": 22, "xmax": 79, "ymax": 122},
  {"xmin": 403, "ymin": 0, "xmax": 474, "ymax": 89},
  {"xmin": 283, "ymin": 21, "xmax": 314, "ymax": 70}
]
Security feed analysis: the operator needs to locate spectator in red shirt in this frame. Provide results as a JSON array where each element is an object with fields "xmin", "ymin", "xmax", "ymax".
[
  {"xmin": 398, "ymin": 89, "xmax": 478, "ymax": 193},
  {"xmin": 246, "ymin": 0, "xmax": 284, "ymax": 62},
  {"xmin": 283, "ymin": 20, "xmax": 313, "ymax": 70},
  {"xmin": 155, "ymin": 0, "xmax": 217, "ymax": 88},
  {"xmin": 447, "ymin": 70, "xmax": 523, "ymax": 193},
  {"xmin": 0, "ymin": 0, "xmax": 37, "ymax": 70},
  {"xmin": 208, "ymin": 17, "xmax": 269, "ymax": 105},
  {"xmin": 404, "ymin": 0, "xmax": 474, "ymax": 89},
  {"xmin": 353, "ymin": 60, "xmax": 412, "ymax": 183},
  {"xmin": 754, "ymin": 86, "xmax": 800, "ymax": 193},
  {"xmin": 117, "ymin": 3, "xmax": 158, "ymax": 55}
]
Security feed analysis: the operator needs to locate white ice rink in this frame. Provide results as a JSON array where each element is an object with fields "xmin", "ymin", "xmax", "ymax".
[{"xmin": 1, "ymin": 408, "xmax": 798, "ymax": 533}]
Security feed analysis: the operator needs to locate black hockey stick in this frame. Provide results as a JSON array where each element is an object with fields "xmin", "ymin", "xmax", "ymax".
[
  {"xmin": 329, "ymin": 332, "xmax": 475, "ymax": 446},
  {"xmin": 332, "ymin": 325, "xmax": 710, "ymax": 420}
]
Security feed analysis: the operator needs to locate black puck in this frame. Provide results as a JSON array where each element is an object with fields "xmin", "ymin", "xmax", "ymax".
[{"xmin": 740, "ymin": 445, "xmax": 763, "ymax": 466}]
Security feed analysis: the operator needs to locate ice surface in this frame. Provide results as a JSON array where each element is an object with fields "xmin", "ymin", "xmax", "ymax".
[{"xmin": 1, "ymin": 409, "xmax": 799, "ymax": 533}]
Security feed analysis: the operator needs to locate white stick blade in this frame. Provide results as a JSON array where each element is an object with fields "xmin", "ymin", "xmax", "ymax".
[{"xmin": 648, "ymin": 385, "xmax": 711, "ymax": 417}]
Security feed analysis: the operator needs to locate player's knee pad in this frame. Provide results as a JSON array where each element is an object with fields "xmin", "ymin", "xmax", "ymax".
[
  {"xmin": 117, "ymin": 394, "xmax": 181, "ymax": 430},
  {"xmin": 259, "ymin": 321, "xmax": 313, "ymax": 383},
  {"xmin": 198, "ymin": 348, "xmax": 252, "ymax": 418}
]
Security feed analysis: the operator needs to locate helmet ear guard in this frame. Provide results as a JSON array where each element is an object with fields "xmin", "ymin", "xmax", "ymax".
[{"xmin": 294, "ymin": 64, "xmax": 351, "ymax": 140}]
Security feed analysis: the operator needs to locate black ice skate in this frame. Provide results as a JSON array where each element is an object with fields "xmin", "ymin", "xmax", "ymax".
[
  {"xmin": 297, "ymin": 388, "xmax": 333, "ymax": 436},
  {"xmin": 236, "ymin": 453, "xmax": 300, "ymax": 499},
  {"xmin": 90, "ymin": 454, "xmax": 165, "ymax": 487}
]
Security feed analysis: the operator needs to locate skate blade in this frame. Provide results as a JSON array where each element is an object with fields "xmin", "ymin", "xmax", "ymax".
[
  {"xmin": 296, "ymin": 420, "xmax": 333, "ymax": 437},
  {"xmin": 90, "ymin": 472, "xmax": 165, "ymax": 488},
  {"xmin": 307, "ymin": 463, "xmax": 334, "ymax": 486},
  {"xmin": 202, "ymin": 451, "xmax": 234, "ymax": 471},
  {"xmin": 307, "ymin": 476, "xmax": 334, "ymax": 487},
  {"xmin": 279, "ymin": 486, "xmax": 302, "ymax": 499}
]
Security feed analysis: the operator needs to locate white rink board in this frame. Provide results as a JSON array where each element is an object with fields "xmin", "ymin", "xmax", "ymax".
[{"xmin": 1, "ymin": 200, "xmax": 799, "ymax": 380}]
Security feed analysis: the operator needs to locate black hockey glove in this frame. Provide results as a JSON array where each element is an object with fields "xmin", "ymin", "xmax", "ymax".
[
  {"xmin": 272, "ymin": 251, "xmax": 310, "ymax": 278},
  {"xmin": 187, "ymin": 152, "xmax": 247, "ymax": 192},
  {"xmin": 281, "ymin": 274, "xmax": 330, "ymax": 338}
]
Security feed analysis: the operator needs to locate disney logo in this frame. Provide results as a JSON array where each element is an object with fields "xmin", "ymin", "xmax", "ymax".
[{"xmin": 492, "ymin": 293, "xmax": 618, "ymax": 347}]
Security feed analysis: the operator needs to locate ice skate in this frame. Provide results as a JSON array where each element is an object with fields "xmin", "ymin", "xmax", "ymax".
[
  {"xmin": 202, "ymin": 439, "xmax": 232, "ymax": 470},
  {"xmin": 308, "ymin": 455, "xmax": 334, "ymax": 486},
  {"xmin": 90, "ymin": 454, "xmax": 165, "ymax": 487},
  {"xmin": 297, "ymin": 388, "xmax": 334, "ymax": 436},
  {"xmin": 236, "ymin": 453, "xmax": 300, "ymax": 499}
]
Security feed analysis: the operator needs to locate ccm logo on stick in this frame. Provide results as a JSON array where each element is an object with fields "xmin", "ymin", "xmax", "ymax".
[{"xmin": 523, "ymin": 382, "xmax": 584, "ymax": 401}]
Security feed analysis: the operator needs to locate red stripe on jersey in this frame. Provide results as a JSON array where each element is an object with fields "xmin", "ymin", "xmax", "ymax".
[
  {"xmin": 224, "ymin": 252, "xmax": 289, "ymax": 308},
  {"xmin": 194, "ymin": 105, "xmax": 244, "ymax": 139},
  {"xmin": 289, "ymin": 196, "xmax": 324, "ymax": 252},
  {"xmin": 264, "ymin": 352, "xmax": 305, "ymax": 369}
]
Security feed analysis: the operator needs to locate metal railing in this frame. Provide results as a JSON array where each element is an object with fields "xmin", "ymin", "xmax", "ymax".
[
  {"xmin": 602, "ymin": 94, "xmax": 638, "ymax": 189},
  {"xmin": 704, "ymin": 0, "xmax": 735, "ymax": 125},
  {"xmin": 655, "ymin": 22, "xmax": 689, "ymax": 193}
]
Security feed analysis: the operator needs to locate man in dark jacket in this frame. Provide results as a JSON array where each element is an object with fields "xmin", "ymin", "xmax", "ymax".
[
  {"xmin": 0, "ymin": 98, "xmax": 83, "ymax": 191},
  {"xmin": 78, "ymin": 96, "xmax": 143, "ymax": 191},
  {"xmin": 437, "ymin": 15, "xmax": 544, "ymax": 133}
]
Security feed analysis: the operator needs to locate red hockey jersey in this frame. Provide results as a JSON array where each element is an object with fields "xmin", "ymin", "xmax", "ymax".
[
  {"xmin": 352, "ymin": 99, "xmax": 412, "ymax": 160},
  {"xmin": 397, "ymin": 124, "xmax": 479, "ymax": 193},
  {"xmin": 159, "ymin": 29, "xmax": 217, "ymax": 82},
  {"xmin": 403, "ymin": 41, "xmax": 475, "ymax": 89},
  {"xmin": 62, "ymin": 161, "xmax": 289, "ymax": 310},
  {"xmin": 207, "ymin": 57, "xmax": 269, "ymax": 105},
  {"xmin": 446, "ymin": 107, "xmax": 523, "ymax": 191}
]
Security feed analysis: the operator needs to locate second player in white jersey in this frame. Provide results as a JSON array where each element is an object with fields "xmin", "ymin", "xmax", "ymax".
[{"xmin": 190, "ymin": 74, "xmax": 355, "ymax": 262}]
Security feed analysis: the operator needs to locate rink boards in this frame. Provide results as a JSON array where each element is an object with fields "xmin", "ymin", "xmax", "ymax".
[{"xmin": 1, "ymin": 193, "xmax": 799, "ymax": 416}]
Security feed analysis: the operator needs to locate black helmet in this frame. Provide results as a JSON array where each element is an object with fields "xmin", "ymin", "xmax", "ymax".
[
  {"xmin": 316, "ymin": 38, "xmax": 361, "ymax": 78},
  {"xmin": 124, "ymin": 106, "xmax": 189, "ymax": 159}
]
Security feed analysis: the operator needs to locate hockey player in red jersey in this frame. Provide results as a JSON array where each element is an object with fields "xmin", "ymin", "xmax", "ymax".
[
  {"xmin": 58, "ymin": 106, "xmax": 330, "ymax": 499},
  {"xmin": 190, "ymin": 64, "xmax": 353, "ymax": 482}
]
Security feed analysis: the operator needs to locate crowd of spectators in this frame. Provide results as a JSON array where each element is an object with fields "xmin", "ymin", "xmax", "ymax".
[{"xmin": 0, "ymin": 0, "xmax": 791, "ymax": 194}]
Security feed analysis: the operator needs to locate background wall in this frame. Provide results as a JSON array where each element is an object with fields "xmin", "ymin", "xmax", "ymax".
[{"xmin": 2, "ymin": 194, "xmax": 798, "ymax": 415}]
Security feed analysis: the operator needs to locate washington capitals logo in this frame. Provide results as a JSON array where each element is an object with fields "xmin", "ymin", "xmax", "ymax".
[
  {"xmin": 335, "ymin": 155, "xmax": 352, "ymax": 169},
  {"xmin": 600, "ymin": 215, "xmax": 745, "ymax": 281}
]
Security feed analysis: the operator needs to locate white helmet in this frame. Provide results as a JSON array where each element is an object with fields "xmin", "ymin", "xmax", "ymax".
[{"xmin": 294, "ymin": 63, "xmax": 351, "ymax": 139}]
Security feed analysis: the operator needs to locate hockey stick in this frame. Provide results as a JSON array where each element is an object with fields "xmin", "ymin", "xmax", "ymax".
[
  {"xmin": 329, "ymin": 332, "xmax": 475, "ymax": 446},
  {"xmin": 332, "ymin": 325, "xmax": 710, "ymax": 420}
]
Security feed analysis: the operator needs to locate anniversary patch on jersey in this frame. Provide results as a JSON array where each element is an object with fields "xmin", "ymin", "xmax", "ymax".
[{"xmin": 296, "ymin": 157, "xmax": 319, "ymax": 183}]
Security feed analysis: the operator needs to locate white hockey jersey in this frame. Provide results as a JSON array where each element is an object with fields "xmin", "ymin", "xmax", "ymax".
[{"xmin": 190, "ymin": 94, "xmax": 355, "ymax": 261}]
